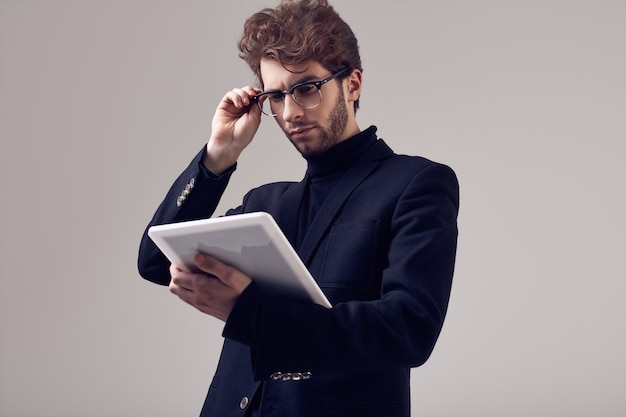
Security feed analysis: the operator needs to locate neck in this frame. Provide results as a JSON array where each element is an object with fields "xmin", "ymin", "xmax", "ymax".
[{"xmin": 305, "ymin": 125, "xmax": 377, "ymax": 177}]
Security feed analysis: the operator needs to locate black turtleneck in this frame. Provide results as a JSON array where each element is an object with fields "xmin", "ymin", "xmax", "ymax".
[{"xmin": 296, "ymin": 126, "xmax": 378, "ymax": 248}]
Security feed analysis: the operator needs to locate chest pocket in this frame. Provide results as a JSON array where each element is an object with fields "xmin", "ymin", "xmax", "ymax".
[{"xmin": 317, "ymin": 219, "xmax": 381, "ymax": 293}]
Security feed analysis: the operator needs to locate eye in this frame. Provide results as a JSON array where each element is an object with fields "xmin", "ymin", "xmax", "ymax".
[
  {"xmin": 269, "ymin": 92, "xmax": 285, "ymax": 102},
  {"xmin": 294, "ymin": 84, "xmax": 317, "ymax": 98}
]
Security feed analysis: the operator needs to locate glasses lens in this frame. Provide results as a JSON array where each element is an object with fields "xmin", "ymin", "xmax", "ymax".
[
  {"xmin": 292, "ymin": 84, "xmax": 322, "ymax": 108},
  {"xmin": 256, "ymin": 93, "xmax": 282, "ymax": 116}
]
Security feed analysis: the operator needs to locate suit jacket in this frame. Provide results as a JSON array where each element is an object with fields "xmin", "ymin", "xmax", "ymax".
[{"xmin": 138, "ymin": 128, "xmax": 459, "ymax": 417}]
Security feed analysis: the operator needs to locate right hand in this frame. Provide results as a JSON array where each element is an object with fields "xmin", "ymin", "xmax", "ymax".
[{"xmin": 204, "ymin": 86, "xmax": 263, "ymax": 174}]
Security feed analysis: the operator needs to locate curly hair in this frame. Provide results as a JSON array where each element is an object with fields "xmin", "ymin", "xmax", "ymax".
[{"xmin": 238, "ymin": 0, "xmax": 362, "ymax": 108}]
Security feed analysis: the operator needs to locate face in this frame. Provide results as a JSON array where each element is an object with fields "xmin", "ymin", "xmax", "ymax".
[{"xmin": 259, "ymin": 59, "xmax": 359, "ymax": 157}]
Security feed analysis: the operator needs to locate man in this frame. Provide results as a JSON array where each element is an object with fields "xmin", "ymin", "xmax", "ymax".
[{"xmin": 138, "ymin": 0, "xmax": 459, "ymax": 415}]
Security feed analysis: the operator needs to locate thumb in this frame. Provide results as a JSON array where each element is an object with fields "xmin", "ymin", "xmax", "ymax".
[
  {"xmin": 194, "ymin": 253, "xmax": 222, "ymax": 277},
  {"xmin": 194, "ymin": 253, "xmax": 252, "ymax": 292}
]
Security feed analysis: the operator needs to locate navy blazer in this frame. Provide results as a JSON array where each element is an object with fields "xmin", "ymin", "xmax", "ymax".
[{"xmin": 138, "ymin": 128, "xmax": 459, "ymax": 417}]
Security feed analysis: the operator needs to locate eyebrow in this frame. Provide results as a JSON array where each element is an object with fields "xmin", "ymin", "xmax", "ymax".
[{"xmin": 264, "ymin": 74, "xmax": 323, "ymax": 92}]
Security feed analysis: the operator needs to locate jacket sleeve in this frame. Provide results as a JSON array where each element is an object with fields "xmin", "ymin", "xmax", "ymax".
[
  {"xmin": 222, "ymin": 162, "xmax": 459, "ymax": 380},
  {"xmin": 137, "ymin": 147, "xmax": 237, "ymax": 285}
]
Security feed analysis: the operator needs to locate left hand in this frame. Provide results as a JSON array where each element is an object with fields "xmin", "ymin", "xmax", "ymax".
[{"xmin": 169, "ymin": 254, "xmax": 252, "ymax": 322}]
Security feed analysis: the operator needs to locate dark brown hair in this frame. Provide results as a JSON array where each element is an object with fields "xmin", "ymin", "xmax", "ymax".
[{"xmin": 239, "ymin": 0, "xmax": 362, "ymax": 108}]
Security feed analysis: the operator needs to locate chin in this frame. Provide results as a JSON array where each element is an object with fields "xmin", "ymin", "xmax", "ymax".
[
  {"xmin": 286, "ymin": 130, "xmax": 336, "ymax": 157},
  {"xmin": 293, "ymin": 143, "xmax": 315, "ymax": 157},
  {"xmin": 298, "ymin": 143, "xmax": 334, "ymax": 158}
]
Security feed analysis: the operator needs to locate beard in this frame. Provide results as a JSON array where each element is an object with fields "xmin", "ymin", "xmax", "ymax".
[{"xmin": 284, "ymin": 88, "xmax": 349, "ymax": 158}]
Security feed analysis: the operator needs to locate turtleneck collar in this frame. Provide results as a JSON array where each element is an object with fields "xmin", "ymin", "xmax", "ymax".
[{"xmin": 304, "ymin": 126, "xmax": 378, "ymax": 178}]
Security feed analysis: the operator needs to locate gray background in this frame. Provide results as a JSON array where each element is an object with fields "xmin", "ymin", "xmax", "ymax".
[{"xmin": 1, "ymin": 1, "xmax": 624, "ymax": 416}]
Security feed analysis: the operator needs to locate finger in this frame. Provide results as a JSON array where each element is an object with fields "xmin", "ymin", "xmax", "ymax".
[
  {"xmin": 243, "ymin": 86, "xmax": 262, "ymax": 100},
  {"xmin": 194, "ymin": 253, "xmax": 252, "ymax": 292},
  {"xmin": 171, "ymin": 274, "xmax": 229, "ymax": 317},
  {"xmin": 169, "ymin": 275, "xmax": 191, "ymax": 296},
  {"xmin": 193, "ymin": 254, "xmax": 227, "ymax": 280},
  {"xmin": 169, "ymin": 266, "xmax": 199, "ymax": 293},
  {"xmin": 224, "ymin": 87, "xmax": 257, "ymax": 108},
  {"xmin": 228, "ymin": 88, "xmax": 248, "ymax": 107}
]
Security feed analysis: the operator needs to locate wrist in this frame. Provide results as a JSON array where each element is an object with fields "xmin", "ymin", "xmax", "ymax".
[{"xmin": 204, "ymin": 141, "xmax": 238, "ymax": 175}]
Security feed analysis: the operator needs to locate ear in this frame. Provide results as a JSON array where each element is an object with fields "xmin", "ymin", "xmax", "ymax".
[{"xmin": 345, "ymin": 69, "xmax": 362, "ymax": 103}]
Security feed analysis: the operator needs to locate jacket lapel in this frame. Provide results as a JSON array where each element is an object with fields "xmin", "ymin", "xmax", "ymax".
[
  {"xmin": 298, "ymin": 139, "xmax": 393, "ymax": 264},
  {"xmin": 277, "ymin": 175, "xmax": 308, "ymax": 247}
]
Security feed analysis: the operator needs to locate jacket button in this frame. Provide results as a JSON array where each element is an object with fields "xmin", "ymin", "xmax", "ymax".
[{"xmin": 239, "ymin": 396, "xmax": 249, "ymax": 410}]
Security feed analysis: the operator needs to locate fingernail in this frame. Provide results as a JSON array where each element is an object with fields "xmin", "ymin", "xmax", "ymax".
[{"xmin": 195, "ymin": 254, "xmax": 206, "ymax": 264}]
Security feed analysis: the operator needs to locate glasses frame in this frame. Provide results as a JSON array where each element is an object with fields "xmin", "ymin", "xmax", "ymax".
[{"xmin": 252, "ymin": 67, "xmax": 351, "ymax": 117}]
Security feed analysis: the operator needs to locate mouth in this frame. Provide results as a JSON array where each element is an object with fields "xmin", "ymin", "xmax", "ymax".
[{"xmin": 288, "ymin": 126, "xmax": 314, "ymax": 140}]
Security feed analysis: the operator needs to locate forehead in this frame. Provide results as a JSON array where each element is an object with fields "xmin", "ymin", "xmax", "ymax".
[{"xmin": 260, "ymin": 59, "xmax": 328, "ymax": 90}]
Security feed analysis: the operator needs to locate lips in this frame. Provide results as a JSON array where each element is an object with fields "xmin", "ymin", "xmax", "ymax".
[{"xmin": 288, "ymin": 126, "xmax": 314, "ymax": 140}]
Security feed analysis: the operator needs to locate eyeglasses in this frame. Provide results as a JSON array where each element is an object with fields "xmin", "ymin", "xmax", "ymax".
[{"xmin": 252, "ymin": 68, "xmax": 350, "ymax": 117}]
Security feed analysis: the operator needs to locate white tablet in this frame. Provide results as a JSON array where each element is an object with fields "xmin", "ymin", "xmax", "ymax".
[{"xmin": 148, "ymin": 212, "xmax": 331, "ymax": 308}]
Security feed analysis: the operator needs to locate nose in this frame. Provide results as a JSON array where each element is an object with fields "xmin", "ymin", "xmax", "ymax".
[{"xmin": 281, "ymin": 94, "xmax": 304, "ymax": 122}]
